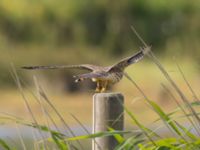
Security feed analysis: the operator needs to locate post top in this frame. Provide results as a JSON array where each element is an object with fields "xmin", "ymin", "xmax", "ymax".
[{"xmin": 93, "ymin": 92, "xmax": 124, "ymax": 99}]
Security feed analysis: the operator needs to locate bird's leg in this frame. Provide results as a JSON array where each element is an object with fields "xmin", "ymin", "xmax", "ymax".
[
  {"xmin": 100, "ymin": 80, "xmax": 108, "ymax": 92},
  {"xmin": 95, "ymin": 80, "xmax": 101, "ymax": 92}
]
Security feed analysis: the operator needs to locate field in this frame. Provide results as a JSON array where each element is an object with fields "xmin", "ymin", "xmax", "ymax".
[
  {"xmin": 1, "ymin": 58, "xmax": 198, "ymax": 123},
  {"xmin": 0, "ymin": 45, "xmax": 200, "ymax": 149},
  {"xmin": 0, "ymin": 0, "xmax": 200, "ymax": 149}
]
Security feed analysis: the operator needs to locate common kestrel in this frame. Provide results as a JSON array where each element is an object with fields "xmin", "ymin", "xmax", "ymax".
[{"xmin": 22, "ymin": 46, "xmax": 151, "ymax": 92}]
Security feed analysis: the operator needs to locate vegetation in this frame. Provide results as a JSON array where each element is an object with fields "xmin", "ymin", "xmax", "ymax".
[
  {"xmin": 0, "ymin": 0, "xmax": 199, "ymax": 54},
  {"xmin": 0, "ymin": 47, "xmax": 200, "ymax": 149},
  {"xmin": 0, "ymin": 0, "xmax": 200, "ymax": 87},
  {"xmin": 0, "ymin": 1, "xmax": 200, "ymax": 149}
]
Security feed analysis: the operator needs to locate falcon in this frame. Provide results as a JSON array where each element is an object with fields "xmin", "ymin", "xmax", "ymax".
[{"xmin": 22, "ymin": 46, "xmax": 151, "ymax": 92}]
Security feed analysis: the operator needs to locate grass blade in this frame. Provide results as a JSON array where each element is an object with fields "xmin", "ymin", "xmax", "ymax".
[
  {"xmin": 0, "ymin": 138, "xmax": 12, "ymax": 150},
  {"xmin": 124, "ymin": 106, "xmax": 158, "ymax": 146},
  {"xmin": 108, "ymin": 127, "xmax": 125, "ymax": 144},
  {"xmin": 147, "ymin": 51, "xmax": 200, "ymax": 129},
  {"xmin": 124, "ymin": 73, "xmax": 186, "ymax": 139},
  {"xmin": 66, "ymin": 131, "xmax": 131, "ymax": 141},
  {"xmin": 175, "ymin": 61, "xmax": 199, "ymax": 101}
]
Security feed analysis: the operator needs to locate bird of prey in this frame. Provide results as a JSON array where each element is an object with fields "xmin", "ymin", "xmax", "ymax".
[{"xmin": 22, "ymin": 46, "xmax": 151, "ymax": 92}]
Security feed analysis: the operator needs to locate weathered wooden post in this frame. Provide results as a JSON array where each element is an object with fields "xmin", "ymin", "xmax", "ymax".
[{"xmin": 92, "ymin": 93, "xmax": 124, "ymax": 150}]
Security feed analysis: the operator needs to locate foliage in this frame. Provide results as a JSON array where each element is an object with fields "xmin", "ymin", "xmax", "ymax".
[
  {"xmin": 0, "ymin": 0, "xmax": 199, "ymax": 55},
  {"xmin": 0, "ymin": 4, "xmax": 200, "ymax": 147},
  {"xmin": 1, "ymin": 48, "xmax": 200, "ymax": 149},
  {"xmin": 0, "ymin": 0, "xmax": 200, "ymax": 87}
]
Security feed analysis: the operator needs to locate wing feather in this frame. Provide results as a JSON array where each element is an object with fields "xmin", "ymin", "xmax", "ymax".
[
  {"xmin": 109, "ymin": 46, "xmax": 151, "ymax": 71},
  {"xmin": 21, "ymin": 64, "xmax": 99, "ymax": 71}
]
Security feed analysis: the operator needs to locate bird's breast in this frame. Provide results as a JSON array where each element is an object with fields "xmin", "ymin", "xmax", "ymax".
[
  {"xmin": 107, "ymin": 72, "xmax": 123, "ymax": 84},
  {"xmin": 91, "ymin": 71, "xmax": 123, "ymax": 84}
]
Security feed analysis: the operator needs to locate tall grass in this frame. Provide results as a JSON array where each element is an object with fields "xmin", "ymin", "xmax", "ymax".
[{"xmin": 0, "ymin": 45, "xmax": 200, "ymax": 149}]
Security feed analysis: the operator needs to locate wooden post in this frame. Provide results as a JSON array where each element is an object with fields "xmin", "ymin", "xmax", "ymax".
[{"xmin": 92, "ymin": 93, "xmax": 124, "ymax": 150}]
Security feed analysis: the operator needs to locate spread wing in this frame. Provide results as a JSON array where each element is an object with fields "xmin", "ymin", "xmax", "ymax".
[
  {"xmin": 109, "ymin": 46, "xmax": 151, "ymax": 71},
  {"xmin": 21, "ymin": 64, "xmax": 100, "ymax": 71}
]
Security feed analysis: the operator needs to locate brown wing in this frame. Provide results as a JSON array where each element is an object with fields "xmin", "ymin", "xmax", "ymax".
[
  {"xmin": 21, "ymin": 64, "xmax": 100, "ymax": 71},
  {"xmin": 109, "ymin": 46, "xmax": 151, "ymax": 71}
]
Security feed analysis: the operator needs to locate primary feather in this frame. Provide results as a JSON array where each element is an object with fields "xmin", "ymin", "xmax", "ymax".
[
  {"xmin": 109, "ymin": 46, "xmax": 151, "ymax": 71},
  {"xmin": 22, "ymin": 64, "xmax": 99, "ymax": 71}
]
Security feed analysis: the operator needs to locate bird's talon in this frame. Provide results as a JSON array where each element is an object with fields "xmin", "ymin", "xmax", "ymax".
[
  {"xmin": 95, "ymin": 88, "xmax": 101, "ymax": 93},
  {"xmin": 101, "ymin": 88, "xmax": 106, "ymax": 93}
]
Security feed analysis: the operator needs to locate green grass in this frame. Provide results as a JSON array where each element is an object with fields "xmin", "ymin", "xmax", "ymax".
[{"xmin": 0, "ymin": 48, "xmax": 200, "ymax": 149}]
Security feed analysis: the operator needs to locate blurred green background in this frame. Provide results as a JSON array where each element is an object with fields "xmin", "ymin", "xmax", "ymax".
[
  {"xmin": 0, "ymin": 0, "xmax": 199, "ymax": 89},
  {"xmin": 0, "ymin": 1, "xmax": 200, "ymax": 146}
]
